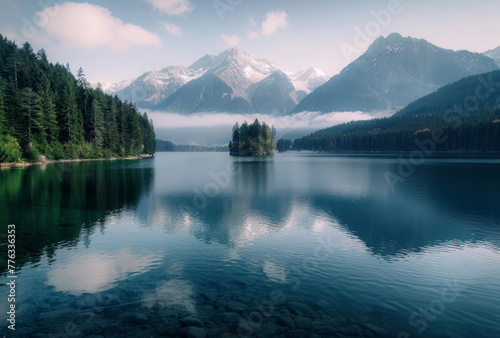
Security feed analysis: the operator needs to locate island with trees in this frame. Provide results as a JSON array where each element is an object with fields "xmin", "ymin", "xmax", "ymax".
[{"xmin": 229, "ymin": 119, "xmax": 276, "ymax": 156}]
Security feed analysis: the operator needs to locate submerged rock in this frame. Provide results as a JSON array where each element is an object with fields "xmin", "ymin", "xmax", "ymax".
[{"xmin": 178, "ymin": 326, "xmax": 207, "ymax": 338}]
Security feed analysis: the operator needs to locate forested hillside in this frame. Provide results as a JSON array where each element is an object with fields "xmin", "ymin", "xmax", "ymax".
[
  {"xmin": 0, "ymin": 35, "xmax": 156, "ymax": 163},
  {"xmin": 293, "ymin": 71, "xmax": 500, "ymax": 152}
]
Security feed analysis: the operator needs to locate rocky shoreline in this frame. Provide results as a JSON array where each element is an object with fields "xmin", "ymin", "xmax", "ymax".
[{"xmin": 0, "ymin": 154, "xmax": 155, "ymax": 170}]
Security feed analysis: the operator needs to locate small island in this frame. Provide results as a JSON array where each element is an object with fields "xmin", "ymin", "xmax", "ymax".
[{"xmin": 229, "ymin": 119, "xmax": 276, "ymax": 156}]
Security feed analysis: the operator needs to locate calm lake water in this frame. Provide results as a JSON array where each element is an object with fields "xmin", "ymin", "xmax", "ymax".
[{"xmin": 1, "ymin": 152, "xmax": 500, "ymax": 337}]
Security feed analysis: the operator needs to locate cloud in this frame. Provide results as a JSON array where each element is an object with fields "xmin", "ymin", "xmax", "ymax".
[
  {"xmin": 262, "ymin": 10, "xmax": 289, "ymax": 36},
  {"xmin": 145, "ymin": 0, "xmax": 193, "ymax": 16},
  {"xmin": 147, "ymin": 110, "xmax": 384, "ymax": 129},
  {"xmin": 39, "ymin": 3, "xmax": 161, "ymax": 51},
  {"xmin": 161, "ymin": 21, "xmax": 182, "ymax": 35},
  {"xmin": 221, "ymin": 33, "xmax": 240, "ymax": 47}
]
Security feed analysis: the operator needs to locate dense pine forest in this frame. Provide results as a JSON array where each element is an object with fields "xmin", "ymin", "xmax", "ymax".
[
  {"xmin": 0, "ymin": 35, "xmax": 155, "ymax": 163},
  {"xmin": 229, "ymin": 119, "xmax": 276, "ymax": 155},
  {"xmin": 294, "ymin": 71, "xmax": 500, "ymax": 152}
]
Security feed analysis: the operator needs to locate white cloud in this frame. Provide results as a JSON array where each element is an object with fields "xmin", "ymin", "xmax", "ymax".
[
  {"xmin": 147, "ymin": 110, "xmax": 386, "ymax": 129},
  {"xmin": 39, "ymin": 3, "xmax": 161, "ymax": 51},
  {"xmin": 161, "ymin": 21, "xmax": 182, "ymax": 35},
  {"xmin": 221, "ymin": 33, "xmax": 240, "ymax": 48},
  {"xmin": 145, "ymin": 0, "xmax": 193, "ymax": 16},
  {"xmin": 262, "ymin": 10, "xmax": 289, "ymax": 36}
]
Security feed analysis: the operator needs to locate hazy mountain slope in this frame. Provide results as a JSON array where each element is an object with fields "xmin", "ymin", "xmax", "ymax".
[
  {"xmin": 157, "ymin": 74, "xmax": 255, "ymax": 114},
  {"xmin": 483, "ymin": 46, "xmax": 500, "ymax": 68},
  {"xmin": 293, "ymin": 70, "xmax": 500, "ymax": 152},
  {"xmin": 293, "ymin": 33, "xmax": 498, "ymax": 114},
  {"xmin": 250, "ymin": 71, "xmax": 301, "ymax": 115}
]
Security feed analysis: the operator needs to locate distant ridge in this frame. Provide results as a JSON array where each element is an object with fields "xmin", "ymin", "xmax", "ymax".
[{"xmin": 292, "ymin": 33, "xmax": 498, "ymax": 114}]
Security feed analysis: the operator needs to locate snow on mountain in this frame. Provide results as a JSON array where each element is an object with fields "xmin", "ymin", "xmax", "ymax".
[
  {"xmin": 291, "ymin": 67, "xmax": 329, "ymax": 93},
  {"xmin": 95, "ymin": 47, "xmax": 328, "ymax": 114},
  {"xmin": 91, "ymin": 79, "xmax": 134, "ymax": 93}
]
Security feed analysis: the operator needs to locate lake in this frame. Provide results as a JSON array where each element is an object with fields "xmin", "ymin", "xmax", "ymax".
[{"xmin": 1, "ymin": 152, "xmax": 500, "ymax": 337}]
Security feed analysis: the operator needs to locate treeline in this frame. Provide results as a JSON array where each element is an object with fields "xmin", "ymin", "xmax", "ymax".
[
  {"xmin": 277, "ymin": 139, "xmax": 292, "ymax": 152},
  {"xmin": 229, "ymin": 119, "xmax": 276, "ymax": 155},
  {"xmin": 0, "ymin": 35, "xmax": 155, "ymax": 163},
  {"xmin": 156, "ymin": 139, "xmax": 228, "ymax": 152},
  {"xmin": 293, "ymin": 110, "xmax": 500, "ymax": 152},
  {"xmin": 294, "ymin": 71, "xmax": 500, "ymax": 153}
]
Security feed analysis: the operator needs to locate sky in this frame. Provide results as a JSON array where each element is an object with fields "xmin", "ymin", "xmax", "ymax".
[{"xmin": 1, "ymin": 0, "xmax": 499, "ymax": 84}]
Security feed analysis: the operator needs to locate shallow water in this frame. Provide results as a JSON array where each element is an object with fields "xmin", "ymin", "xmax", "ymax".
[{"xmin": 1, "ymin": 152, "xmax": 500, "ymax": 337}]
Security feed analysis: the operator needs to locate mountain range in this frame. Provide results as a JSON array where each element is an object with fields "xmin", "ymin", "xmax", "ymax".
[
  {"xmin": 293, "ymin": 70, "xmax": 500, "ymax": 152},
  {"xmin": 292, "ymin": 33, "xmax": 498, "ymax": 114},
  {"xmin": 98, "ymin": 48, "xmax": 328, "ymax": 115},
  {"xmin": 98, "ymin": 33, "xmax": 499, "ymax": 116},
  {"xmin": 483, "ymin": 46, "xmax": 500, "ymax": 68}
]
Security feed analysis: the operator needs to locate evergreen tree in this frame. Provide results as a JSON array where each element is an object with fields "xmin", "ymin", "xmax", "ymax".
[
  {"xmin": 19, "ymin": 87, "xmax": 43, "ymax": 142},
  {"xmin": 0, "ymin": 76, "xmax": 6, "ymax": 134},
  {"xmin": 0, "ymin": 34, "xmax": 156, "ymax": 162},
  {"xmin": 90, "ymin": 97, "xmax": 104, "ymax": 148},
  {"xmin": 39, "ymin": 77, "xmax": 58, "ymax": 144}
]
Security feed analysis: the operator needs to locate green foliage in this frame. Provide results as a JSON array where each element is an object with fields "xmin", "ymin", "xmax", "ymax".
[
  {"xmin": 0, "ymin": 34, "xmax": 156, "ymax": 163},
  {"xmin": 230, "ymin": 119, "xmax": 276, "ymax": 155},
  {"xmin": 45, "ymin": 141, "xmax": 65, "ymax": 160},
  {"xmin": 0, "ymin": 135, "xmax": 22, "ymax": 162},
  {"xmin": 23, "ymin": 141, "xmax": 40, "ymax": 162}
]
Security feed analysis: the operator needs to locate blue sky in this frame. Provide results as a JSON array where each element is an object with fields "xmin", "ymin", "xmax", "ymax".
[{"xmin": 1, "ymin": 0, "xmax": 499, "ymax": 83}]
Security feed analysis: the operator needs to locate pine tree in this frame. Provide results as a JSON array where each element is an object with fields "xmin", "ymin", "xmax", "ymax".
[
  {"xmin": 19, "ymin": 87, "xmax": 43, "ymax": 142},
  {"xmin": 90, "ymin": 97, "xmax": 104, "ymax": 148},
  {"xmin": 0, "ymin": 76, "xmax": 6, "ymax": 134},
  {"xmin": 39, "ymin": 77, "xmax": 59, "ymax": 144}
]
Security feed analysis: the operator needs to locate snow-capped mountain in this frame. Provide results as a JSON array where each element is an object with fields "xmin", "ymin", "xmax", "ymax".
[
  {"xmin": 99, "ymin": 48, "xmax": 327, "ymax": 114},
  {"xmin": 114, "ymin": 66, "xmax": 201, "ymax": 108},
  {"xmin": 483, "ymin": 46, "xmax": 500, "ymax": 67},
  {"xmin": 91, "ymin": 79, "xmax": 134, "ymax": 93},
  {"xmin": 250, "ymin": 70, "xmax": 303, "ymax": 115},
  {"xmin": 293, "ymin": 33, "xmax": 498, "ymax": 114},
  {"xmin": 290, "ymin": 67, "xmax": 329, "ymax": 94},
  {"xmin": 203, "ymin": 48, "xmax": 281, "ymax": 101}
]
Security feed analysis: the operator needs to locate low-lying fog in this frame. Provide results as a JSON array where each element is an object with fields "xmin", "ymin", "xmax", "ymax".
[{"xmin": 147, "ymin": 110, "xmax": 394, "ymax": 146}]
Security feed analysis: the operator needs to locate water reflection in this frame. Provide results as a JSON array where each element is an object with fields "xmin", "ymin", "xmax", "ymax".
[
  {"xmin": 1, "ymin": 153, "xmax": 500, "ymax": 337},
  {"xmin": 46, "ymin": 249, "xmax": 163, "ymax": 295},
  {"xmin": 0, "ymin": 159, "xmax": 154, "ymax": 274}
]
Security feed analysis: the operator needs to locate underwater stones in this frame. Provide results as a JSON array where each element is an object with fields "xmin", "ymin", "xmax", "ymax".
[
  {"xmin": 122, "ymin": 312, "xmax": 148, "ymax": 325},
  {"xmin": 276, "ymin": 315, "xmax": 296, "ymax": 329},
  {"xmin": 159, "ymin": 324, "xmax": 182, "ymax": 337},
  {"xmin": 339, "ymin": 324, "xmax": 364, "ymax": 336},
  {"xmin": 315, "ymin": 300, "xmax": 330, "ymax": 310},
  {"xmin": 287, "ymin": 301, "xmax": 311, "ymax": 316},
  {"xmin": 180, "ymin": 316, "xmax": 204, "ymax": 328},
  {"xmin": 312, "ymin": 325, "xmax": 339, "ymax": 335},
  {"xmin": 212, "ymin": 311, "xmax": 240, "ymax": 324},
  {"xmin": 38, "ymin": 308, "xmax": 78, "ymax": 323},
  {"xmin": 178, "ymin": 326, "xmax": 207, "ymax": 338},
  {"xmin": 256, "ymin": 322, "xmax": 278, "ymax": 338},
  {"xmin": 294, "ymin": 315, "xmax": 312, "ymax": 330},
  {"xmin": 225, "ymin": 300, "xmax": 247, "ymax": 312},
  {"xmin": 201, "ymin": 291, "xmax": 218, "ymax": 303},
  {"xmin": 362, "ymin": 322, "xmax": 389, "ymax": 336}
]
